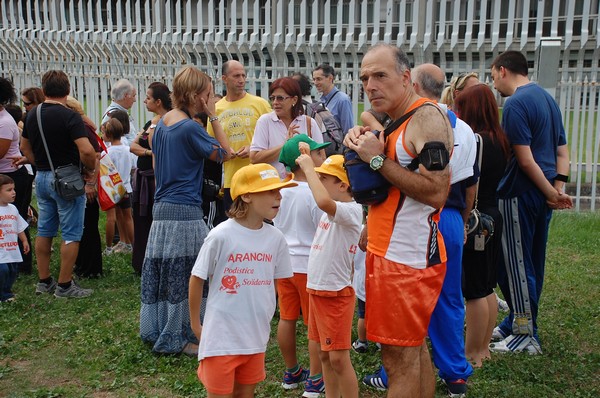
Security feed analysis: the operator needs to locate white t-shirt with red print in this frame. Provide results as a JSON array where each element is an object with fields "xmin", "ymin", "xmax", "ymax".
[
  {"xmin": 307, "ymin": 200, "xmax": 362, "ymax": 292},
  {"xmin": 191, "ymin": 218, "xmax": 293, "ymax": 360},
  {"xmin": 0, "ymin": 204, "xmax": 28, "ymax": 263},
  {"xmin": 274, "ymin": 181, "xmax": 323, "ymax": 274}
]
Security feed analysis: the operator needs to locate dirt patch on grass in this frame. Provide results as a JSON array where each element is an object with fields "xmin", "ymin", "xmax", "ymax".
[{"xmin": 0, "ymin": 358, "xmax": 69, "ymax": 392}]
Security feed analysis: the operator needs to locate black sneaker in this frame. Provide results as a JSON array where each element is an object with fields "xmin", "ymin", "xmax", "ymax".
[
  {"xmin": 442, "ymin": 378, "xmax": 467, "ymax": 398},
  {"xmin": 351, "ymin": 339, "xmax": 369, "ymax": 353}
]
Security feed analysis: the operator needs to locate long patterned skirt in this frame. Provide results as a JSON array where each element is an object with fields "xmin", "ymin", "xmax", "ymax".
[{"xmin": 140, "ymin": 202, "xmax": 208, "ymax": 354}]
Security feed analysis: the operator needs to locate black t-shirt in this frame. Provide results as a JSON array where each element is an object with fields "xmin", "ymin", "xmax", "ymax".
[
  {"xmin": 478, "ymin": 133, "xmax": 508, "ymax": 209},
  {"xmin": 136, "ymin": 120, "xmax": 153, "ymax": 171},
  {"xmin": 22, "ymin": 103, "xmax": 88, "ymax": 171}
]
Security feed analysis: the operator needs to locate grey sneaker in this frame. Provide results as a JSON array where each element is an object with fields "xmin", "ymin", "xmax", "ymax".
[
  {"xmin": 36, "ymin": 279, "xmax": 57, "ymax": 295},
  {"xmin": 54, "ymin": 280, "xmax": 93, "ymax": 298},
  {"xmin": 112, "ymin": 242, "xmax": 132, "ymax": 254}
]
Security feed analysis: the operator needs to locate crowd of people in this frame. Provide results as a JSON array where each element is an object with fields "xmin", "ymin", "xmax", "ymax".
[{"xmin": 0, "ymin": 44, "xmax": 572, "ymax": 398}]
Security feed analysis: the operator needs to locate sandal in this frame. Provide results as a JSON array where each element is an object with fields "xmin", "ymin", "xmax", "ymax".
[{"xmin": 182, "ymin": 342, "xmax": 198, "ymax": 357}]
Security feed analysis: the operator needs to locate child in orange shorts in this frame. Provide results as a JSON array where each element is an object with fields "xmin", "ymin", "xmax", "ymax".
[
  {"xmin": 189, "ymin": 164, "xmax": 295, "ymax": 397},
  {"xmin": 295, "ymin": 149, "xmax": 363, "ymax": 398},
  {"xmin": 273, "ymin": 134, "xmax": 330, "ymax": 395}
]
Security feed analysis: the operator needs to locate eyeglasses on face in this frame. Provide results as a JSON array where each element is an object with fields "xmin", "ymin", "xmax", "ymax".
[
  {"xmin": 269, "ymin": 95, "xmax": 292, "ymax": 102},
  {"xmin": 22, "ymin": 101, "xmax": 33, "ymax": 106}
]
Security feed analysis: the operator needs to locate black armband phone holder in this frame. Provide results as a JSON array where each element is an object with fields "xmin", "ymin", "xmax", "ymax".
[{"xmin": 418, "ymin": 141, "xmax": 450, "ymax": 171}]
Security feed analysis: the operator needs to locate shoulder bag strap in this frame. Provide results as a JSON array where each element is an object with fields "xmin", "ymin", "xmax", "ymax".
[
  {"xmin": 324, "ymin": 90, "xmax": 339, "ymax": 107},
  {"xmin": 473, "ymin": 133, "xmax": 483, "ymax": 210},
  {"xmin": 305, "ymin": 115, "xmax": 312, "ymax": 138},
  {"xmin": 382, "ymin": 106, "xmax": 421, "ymax": 139},
  {"xmin": 36, "ymin": 104, "xmax": 56, "ymax": 174}
]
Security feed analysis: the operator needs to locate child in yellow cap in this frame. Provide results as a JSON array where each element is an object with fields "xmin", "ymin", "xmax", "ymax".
[
  {"xmin": 295, "ymin": 150, "xmax": 363, "ymax": 398},
  {"xmin": 189, "ymin": 163, "xmax": 296, "ymax": 397}
]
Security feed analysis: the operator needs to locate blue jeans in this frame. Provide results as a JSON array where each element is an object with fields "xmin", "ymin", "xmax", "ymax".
[
  {"xmin": 0, "ymin": 262, "xmax": 18, "ymax": 301},
  {"xmin": 35, "ymin": 170, "xmax": 85, "ymax": 241}
]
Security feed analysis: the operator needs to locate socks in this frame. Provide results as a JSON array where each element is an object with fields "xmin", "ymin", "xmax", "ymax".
[
  {"xmin": 39, "ymin": 277, "xmax": 53, "ymax": 285},
  {"xmin": 58, "ymin": 281, "xmax": 72, "ymax": 289},
  {"xmin": 286, "ymin": 364, "xmax": 300, "ymax": 374}
]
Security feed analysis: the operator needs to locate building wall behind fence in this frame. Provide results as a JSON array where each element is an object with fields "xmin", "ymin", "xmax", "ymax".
[{"xmin": 1, "ymin": 0, "xmax": 598, "ymax": 210}]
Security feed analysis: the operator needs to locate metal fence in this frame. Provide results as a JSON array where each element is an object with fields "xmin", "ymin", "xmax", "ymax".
[{"xmin": 1, "ymin": 0, "xmax": 598, "ymax": 210}]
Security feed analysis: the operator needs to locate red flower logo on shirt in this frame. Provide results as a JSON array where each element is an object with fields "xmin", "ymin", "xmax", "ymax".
[{"xmin": 220, "ymin": 275, "xmax": 240, "ymax": 294}]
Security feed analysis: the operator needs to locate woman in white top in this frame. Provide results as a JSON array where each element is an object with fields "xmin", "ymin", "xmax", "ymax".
[{"xmin": 250, "ymin": 77, "xmax": 324, "ymax": 178}]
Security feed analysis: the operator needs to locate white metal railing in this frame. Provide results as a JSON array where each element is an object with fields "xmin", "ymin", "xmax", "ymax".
[{"xmin": 0, "ymin": 0, "xmax": 598, "ymax": 210}]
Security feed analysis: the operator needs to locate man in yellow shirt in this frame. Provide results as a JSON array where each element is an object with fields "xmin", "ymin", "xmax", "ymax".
[{"xmin": 208, "ymin": 60, "xmax": 271, "ymax": 209}]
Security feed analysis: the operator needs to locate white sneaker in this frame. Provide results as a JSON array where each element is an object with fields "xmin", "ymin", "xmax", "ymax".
[
  {"xmin": 491, "ymin": 326, "xmax": 507, "ymax": 341},
  {"xmin": 497, "ymin": 294, "xmax": 510, "ymax": 312},
  {"xmin": 489, "ymin": 334, "xmax": 542, "ymax": 355}
]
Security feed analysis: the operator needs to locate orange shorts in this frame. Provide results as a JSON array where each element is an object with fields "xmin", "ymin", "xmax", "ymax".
[
  {"xmin": 197, "ymin": 353, "xmax": 266, "ymax": 395},
  {"xmin": 365, "ymin": 252, "xmax": 446, "ymax": 347},
  {"xmin": 277, "ymin": 273, "xmax": 309, "ymax": 324},
  {"xmin": 307, "ymin": 287, "xmax": 355, "ymax": 351}
]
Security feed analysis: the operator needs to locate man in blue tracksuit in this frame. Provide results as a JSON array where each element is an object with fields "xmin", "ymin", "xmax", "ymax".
[{"xmin": 489, "ymin": 51, "xmax": 572, "ymax": 354}]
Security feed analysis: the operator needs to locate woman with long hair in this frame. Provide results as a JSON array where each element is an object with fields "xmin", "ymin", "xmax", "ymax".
[
  {"xmin": 0, "ymin": 78, "xmax": 34, "ymax": 274},
  {"xmin": 140, "ymin": 66, "xmax": 230, "ymax": 356},
  {"xmin": 129, "ymin": 82, "xmax": 172, "ymax": 275},
  {"xmin": 250, "ymin": 77, "xmax": 324, "ymax": 178},
  {"xmin": 454, "ymin": 84, "xmax": 510, "ymax": 367},
  {"xmin": 441, "ymin": 72, "xmax": 480, "ymax": 110},
  {"xmin": 20, "ymin": 87, "xmax": 45, "ymax": 117}
]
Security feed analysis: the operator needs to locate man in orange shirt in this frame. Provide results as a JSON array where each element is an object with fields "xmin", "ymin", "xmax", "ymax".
[{"xmin": 344, "ymin": 44, "xmax": 453, "ymax": 398}]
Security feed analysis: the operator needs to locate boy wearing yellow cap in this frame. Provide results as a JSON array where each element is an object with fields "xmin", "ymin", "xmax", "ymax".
[
  {"xmin": 295, "ymin": 151, "xmax": 362, "ymax": 398},
  {"xmin": 189, "ymin": 163, "xmax": 296, "ymax": 397}
]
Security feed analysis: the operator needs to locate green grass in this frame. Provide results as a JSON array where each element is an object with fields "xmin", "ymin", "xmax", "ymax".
[{"xmin": 0, "ymin": 211, "xmax": 599, "ymax": 397}]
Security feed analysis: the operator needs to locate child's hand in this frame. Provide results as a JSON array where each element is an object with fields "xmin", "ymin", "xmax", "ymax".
[
  {"xmin": 295, "ymin": 142, "xmax": 314, "ymax": 171},
  {"xmin": 358, "ymin": 227, "xmax": 368, "ymax": 252},
  {"xmin": 298, "ymin": 142, "xmax": 310, "ymax": 155},
  {"xmin": 192, "ymin": 323, "xmax": 203, "ymax": 341},
  {"xmin": 22, "ymin": 241, "xmax": 30, "ymax": 255}
]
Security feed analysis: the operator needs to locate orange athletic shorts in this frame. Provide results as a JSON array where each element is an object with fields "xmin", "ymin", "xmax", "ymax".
[
  {"xmin": 307, "ymin": 287, "xmax": 355, "ymax": 351},
  {"xmin": 277, "ymin": 273, "xmax": 310, "ymax": 324},
  {"xmin": 365, "ymin": 252, "xmax": 446, "ymax": 347},
  {"xmin": 197, "ymin": 353, "xmax": 265, "ymax": 395}
]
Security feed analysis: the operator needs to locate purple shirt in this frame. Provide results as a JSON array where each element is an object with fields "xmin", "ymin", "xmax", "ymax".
[{"xmin": 0, "ymin": 109, "xmax": 22, "ymax": 173}]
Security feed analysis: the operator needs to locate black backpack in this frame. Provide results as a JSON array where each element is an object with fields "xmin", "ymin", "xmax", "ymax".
[{"xmin": 303, "ymin": 94, "xmax": 345, "ymax": 156}]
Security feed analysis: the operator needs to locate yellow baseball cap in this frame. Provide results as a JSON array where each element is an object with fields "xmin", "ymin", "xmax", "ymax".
[
  {"xmin": 230, "ymin": 163, "xmax": 298, "ymax": 200},
  {"xmin": 314, "ymin": 154, "xmax": 349, "ymax": 185}
]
